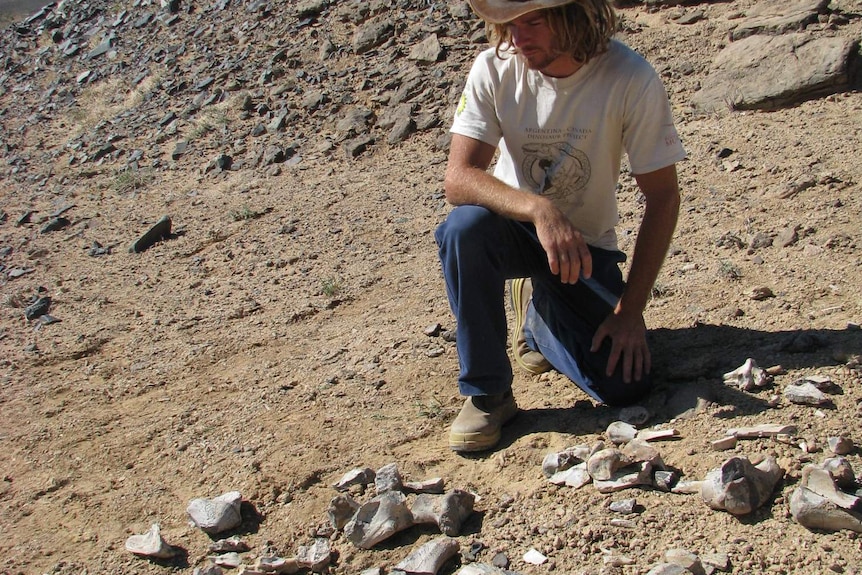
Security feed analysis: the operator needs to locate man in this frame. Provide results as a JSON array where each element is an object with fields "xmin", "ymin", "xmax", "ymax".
[{"xmin": 435, "ymin": 0, "xmax": 686, "ymax": 452}]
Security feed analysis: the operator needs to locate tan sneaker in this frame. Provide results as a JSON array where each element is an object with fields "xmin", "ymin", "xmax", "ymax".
[
  {"xmin": 449, "ymin": 391, "xmax": 518, "ymax": 452},
  {"xmin": 510, "ymin": 278, "xmax": 552, "ymax": 375}
]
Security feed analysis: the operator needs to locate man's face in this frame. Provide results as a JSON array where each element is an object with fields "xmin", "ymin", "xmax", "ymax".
[{"xmin": 506, "ymin": 11, "xmax": 564, "ymax": 74}]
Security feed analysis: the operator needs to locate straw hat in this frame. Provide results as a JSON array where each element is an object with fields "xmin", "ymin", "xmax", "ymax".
[{"xmin": 467, "ymin": 0, "xmax": 578, "ymax": 24}]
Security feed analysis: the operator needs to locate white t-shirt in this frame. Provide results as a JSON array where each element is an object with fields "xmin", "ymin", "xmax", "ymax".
[{"xmin": 451, "ymin": 40, "xmax": 686, "ymax": 251}]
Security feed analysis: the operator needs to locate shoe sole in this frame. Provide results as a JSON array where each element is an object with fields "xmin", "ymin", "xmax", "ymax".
[
  {"xmin": 449, "ymin": 430, "xmax": 502, "ymax": 452},
  {"xmin": 448, "ymin": 407, "xmax": 519, "ymax": 452},
  {"xmin": 510, "ymin": 278, "xmax": 551, "ymax": 375}
]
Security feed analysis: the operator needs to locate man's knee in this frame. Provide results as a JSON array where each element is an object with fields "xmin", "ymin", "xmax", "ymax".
[{"xmin": 436, "ymin": 206, "xmax": 500, "ymax": 255}]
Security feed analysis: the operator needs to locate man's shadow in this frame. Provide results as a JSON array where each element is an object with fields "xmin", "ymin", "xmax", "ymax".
[{"xmin": 497, "ymin": 323, "xmax": 860, "ymax": 446}]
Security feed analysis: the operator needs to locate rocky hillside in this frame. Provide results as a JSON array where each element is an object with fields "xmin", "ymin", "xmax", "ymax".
[{"xmin": 2, "ymin": 1, "xmax": 862, "ymax": 575}]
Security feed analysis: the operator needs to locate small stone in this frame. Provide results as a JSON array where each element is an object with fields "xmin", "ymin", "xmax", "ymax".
[
  {"xmin": 523, "ymin": 549, "xmax": 547, "ymax": 565},
  {"xmin": 665, "ymin": 548, "xmax": 705, "ymax": 575},
  {"xmin": 334, "ymin": 467, "xmax": 376, "ymax": 491},
  {"xmin": 711, "ymin": 436, "xmax": 738, "ymax": 451},
  {"xmin": 423, "ymin": 323, "xmax": 442, "ymax": 337},
  {"xmin": 827, "ymin": 436, "xmax": 853, "ymax": 456},
  {"xmin": 784, "ymin": 381, "xmax": 829, "ymax": 406},
  {"xmin": 609, "ymin": 498, "xmax": 637, "ymax": 514},
  {"xmin": 606, "ymin": 421, "xmax": 637, "ymax": 444},
  {"xmin": 296, "ymin": 538, "xmax": 331, "ymax": 572},
  {"xmin": 375, "ymin": 462, "xmax": 403, "ymax": 494}
]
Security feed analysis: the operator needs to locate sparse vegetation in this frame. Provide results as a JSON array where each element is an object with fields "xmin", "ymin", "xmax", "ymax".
[
  {"xmin": 718, "ymin": 259, "xmax": 742, "ymax": 280},
  {"xmin": 321, "ymin": 277, "xmax": 343, "ymax": 297},
  {"xmin": 229, "ymin": 205, "xmax": 267, "ymax": 221},
  {"xmin": 111, "ymin": 169, "xmax": 154, "ymax": 194}
]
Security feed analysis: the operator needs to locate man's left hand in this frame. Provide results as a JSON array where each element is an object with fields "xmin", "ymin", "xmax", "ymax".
[{"xmin": 590, "ymin": 310, "xmax": 651, "ymax": 383}]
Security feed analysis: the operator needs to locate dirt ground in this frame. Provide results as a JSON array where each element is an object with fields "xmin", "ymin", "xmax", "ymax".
[{"xmin": 2, "ymin": 1, "xmax": 862, "ymax": 574}]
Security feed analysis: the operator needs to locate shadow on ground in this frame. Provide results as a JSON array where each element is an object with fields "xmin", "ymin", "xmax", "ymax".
[{"xmin": 491, "ymin": 324, "xmax": 861, "ymax": 449}]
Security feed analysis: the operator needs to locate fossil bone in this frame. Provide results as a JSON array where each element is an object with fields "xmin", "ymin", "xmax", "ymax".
[
  {"xmin": 700, "ymin": 456, "xmax": 783, "ymax": 515},
  {"xmin": 790, "ymin": 486, "xmax": 862, "ymax": 533},
  {"xmin": 587, "ymin": 448, "xmax": 632, "ymax": 482},
  {"xmin": 187, "ymin": 491, "xmax": 243, "ymax": 535},
  {"xmin": 723, "ymin": 358, "xmax": 771, "ymax": 391},
  {"xmin": 345, "ymin": 491, "xmax": 414, "ymax": 548},
  {"xmin": 125, "ymin": 523, "xmax": 181, "ymax": 559},
  {"xmin": 411, "ymin": 489, "xmax": 475, "ymax": 536},
  {"xmin": 391, "ymin": 536, "xmax": 460, "ymax": 575}
]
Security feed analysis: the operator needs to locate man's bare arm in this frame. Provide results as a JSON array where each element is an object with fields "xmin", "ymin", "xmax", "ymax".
[{"xmin": 591, "ymin": 164, "xmax": 681, "ymax": 382}]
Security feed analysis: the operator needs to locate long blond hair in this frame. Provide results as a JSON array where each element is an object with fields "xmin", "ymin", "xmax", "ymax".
[{"xmin": 487, "ymin": 0, "xmax": 617, "ymax": 64}]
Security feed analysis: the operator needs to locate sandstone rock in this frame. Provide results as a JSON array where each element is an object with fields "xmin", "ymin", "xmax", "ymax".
[{"xmin": 693, "ymin": 34, "xmax": 859, "ymax": 112}]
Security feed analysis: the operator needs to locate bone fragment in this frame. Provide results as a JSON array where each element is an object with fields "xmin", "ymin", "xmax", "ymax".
[
  {"xmin": 125, "ymin": 523, "xmax": 181, "ymax": 559},
  {"xmin": 671, "ymin": 480, "xmax": 704, "ymax": 495},
  {"xmin": 723, "ymin": 358, "xmax": 771, "ymax": 391},
  {"xmin": 411, "ymin": 489, "xmax": 475, "ymax": 536},
  {"xmin": 606, "ymin": 421, "xmax": 637, "ymax": 444},
  {"xmin": 636, "ymin": 428, "xmax": 679, "ymax": 442},
  {"xmin": 700, "ymin": 456, "xmax": 784, "ymax": 515},
  {"xmin": 790, "ymin": 486, "xmax": 862, "ymax": 533},
  {"xmin": 621, "ymin": 439, "xmax": 665, "ymax": 469},
  {"xmin": 187, "ymin": 491, "xmax": 243, "ymax": 535},
  {"xmin": 548, "ymin": 462, "xmax": 591, "ymax": 489},
  {"xmin": 594, "ymin": 462, "xmax": 654, "ymax": 494},
  {"xmin": 802, "ymin": 466, "xmax": 860, "ymax": 510},
  {"xmin": 375, "ymin": 462, "xmax": 404, "ymax": 494},
  {"xmin": 587, "ymin": 448, "xmax": 632, "ymax": 481},
  {"xmin": 254, "ymin": 556, "xmax": 300, "ymax": 574},
  {"xmin": 542, "ymin": 445, "xmax": 589, "ymax": 477},
  {"xmin": 403, "ymin": 478, "xmax": 445, "ymax": 494},
  {"xmin": 711, "ymin": 436, "xmax": 738, "ymax": 451},
  {"xmin": 726, "ymin": 424, "xmax": 797, "ymax": 438},
  {"xmin": 334, "ymin": 467, "xmax": 376, "ymax": 492},
  {"xmin": 391, "ymin": 537, "xmax": 459, "ymax": 575},
  {"xmin": 296, "ymin": 538, "xmax": 331, "ymax": 572},
  {"xmin": 345, "ymin": 491, "xmax": 414, "ymax": 548},
  {"xmin": 784, "ymin": 381, "xmax": 829, "ymax": 405}
]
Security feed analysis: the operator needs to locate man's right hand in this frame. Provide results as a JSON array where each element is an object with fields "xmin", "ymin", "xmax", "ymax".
[{"xmin": 533, "ymin": 202, "xmax": 592, "ymax": 284}]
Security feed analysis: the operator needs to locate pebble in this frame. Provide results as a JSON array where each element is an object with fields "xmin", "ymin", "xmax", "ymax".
[{"xmin": 523, "ymin": 548, "xmax": 548, "ymax": 565}]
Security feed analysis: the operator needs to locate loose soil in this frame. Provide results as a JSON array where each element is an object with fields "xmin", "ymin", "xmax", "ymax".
[{"xmin": 2, "ymin": 1, "xmax": 862, "ymax": 574}]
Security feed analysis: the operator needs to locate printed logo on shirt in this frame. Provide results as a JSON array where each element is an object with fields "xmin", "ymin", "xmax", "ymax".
[
  {"xmin": 521, "ymin": 141, "xmax": 591, "ymax": 209},
  {"xmin": 456, "ymin": 92, "xmax": 467, "ymax": 116}
]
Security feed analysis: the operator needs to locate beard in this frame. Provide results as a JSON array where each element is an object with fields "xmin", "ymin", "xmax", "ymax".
[{"xmin": 518, "ymin": 46, "xmax": 565, "ymax": 73}]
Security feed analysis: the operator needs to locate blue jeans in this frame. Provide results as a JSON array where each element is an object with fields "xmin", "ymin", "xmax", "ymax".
[{"xmin": 435, "ymin": 205, "xmax": 652, "ymax": 406}]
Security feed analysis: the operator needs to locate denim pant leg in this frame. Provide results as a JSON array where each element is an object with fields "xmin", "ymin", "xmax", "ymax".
[
  {"xmin": 435, "ymin": 206, "xmax": 546, "ymax": 396},
  {"xmin": 524, "ymin": 248, "xmax": 653, "ymax": 406}
]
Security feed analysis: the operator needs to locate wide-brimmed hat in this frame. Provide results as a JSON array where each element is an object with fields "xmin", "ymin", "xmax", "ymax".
[{"xmin": 467, "ymin": 0, "xmax": 577, "ymax": 24}]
